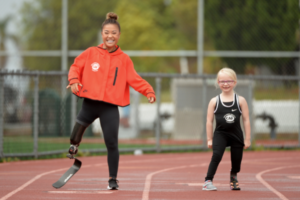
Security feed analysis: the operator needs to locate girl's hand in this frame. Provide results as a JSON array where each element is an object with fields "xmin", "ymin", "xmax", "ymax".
[
  {"xmin": 244, "ymin": 139, "xmax": 251, "ymax": 149},
  {"xmin": 148, "ymin": 97, "xmax": 155, "ymax": 103},
  {"xmin": 207, "ymin": 140, "xmax": 213, "ymax": 149},
  {"xmin": 66, "ymin": 83, "xmax": 82, "ymax": 93}
]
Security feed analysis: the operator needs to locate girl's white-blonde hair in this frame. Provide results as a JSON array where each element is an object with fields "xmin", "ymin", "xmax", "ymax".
[{"xmin": 215, "ymin": 67, "xmax": 237, "ymax": 88}]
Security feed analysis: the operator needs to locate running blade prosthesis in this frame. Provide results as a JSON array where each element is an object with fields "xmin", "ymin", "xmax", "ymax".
[{"xmin": 52, "ymin": 155, "xmax": 82, "ymax": 189}]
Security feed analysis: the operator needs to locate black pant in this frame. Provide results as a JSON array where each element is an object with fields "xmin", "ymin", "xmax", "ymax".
[
  {"xmin": 205, "ymin": 132, "xmax": 243, "ymax": 181},
  {"xmin": 77, "ymin": 98, "xmax": 120, "ymax": 178}
]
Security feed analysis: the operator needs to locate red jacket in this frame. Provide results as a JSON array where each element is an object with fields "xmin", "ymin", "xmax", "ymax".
[{"xmin": 68, "ymin": 44, "xmax": 155, "ymax": 107}]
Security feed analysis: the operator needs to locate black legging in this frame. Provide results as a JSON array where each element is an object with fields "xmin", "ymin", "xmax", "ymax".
[
  {"xmin": 76, "ymin": 98, "xmax": 120, "ymax": 178},
  {"xmin": 205, "ymin": 132, "xmax": 243, "ymax": 181}
]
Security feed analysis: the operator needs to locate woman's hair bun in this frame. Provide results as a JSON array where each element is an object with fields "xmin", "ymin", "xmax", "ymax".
[{"xmin": 106, "ymin": 12, "xmax": 118, "ymax": 20}]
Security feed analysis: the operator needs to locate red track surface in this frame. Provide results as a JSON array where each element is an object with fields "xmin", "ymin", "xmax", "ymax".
[{"xmin": 0, "ymin": 151, "xmax": 299, "ymax": 200}]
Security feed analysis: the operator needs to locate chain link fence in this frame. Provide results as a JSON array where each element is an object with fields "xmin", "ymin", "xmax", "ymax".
[{"xmin": 0, "ymin": 71, "xmax": 299, "ymax": 159}]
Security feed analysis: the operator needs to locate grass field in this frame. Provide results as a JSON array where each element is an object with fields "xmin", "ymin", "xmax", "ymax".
[
  {"xmin": 140, "ymin": 87, "xmax": 299, "ymax": 103},
  {"xmin": 3, "ymin": 136, "xmax": 204, "ymax": 154},
  {"xmin": 3, "ymin": 136, "xmax": 156, "ymax": 154}
]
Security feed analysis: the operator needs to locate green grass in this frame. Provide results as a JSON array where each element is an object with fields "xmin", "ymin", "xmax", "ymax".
[
  {"xmin": 3, "ymin": 136, "xmax": 157, "ymax": 154},
  {"xmin": 1, "ymin": 136, "xmax": 205, "ymax": 163},
  {"xmin": 140, "ymin": 87, "xmax": 299, "ymax": 103},
  {"xmin": 3, "ymin": 136, "xmax": 202, "ymax": 154},
  {"xmin": 1, "ymin": 139, "xmax": 299, "ymax": 163}
]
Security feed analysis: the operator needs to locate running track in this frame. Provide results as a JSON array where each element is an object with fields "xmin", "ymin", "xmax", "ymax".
[{"xmin": 0, "ymin": 151, "xmax": 299, "ymax": 200}]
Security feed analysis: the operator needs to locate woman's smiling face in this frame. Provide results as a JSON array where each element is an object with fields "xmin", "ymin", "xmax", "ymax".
[{"xmin": 101, "ymin": 24, "xmax": 121, "ymax": 50}]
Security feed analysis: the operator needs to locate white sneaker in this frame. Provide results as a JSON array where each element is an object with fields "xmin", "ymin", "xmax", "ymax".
[
  {"xmin": 202, "ymin": 180, "xmax": 217, "ymax": 191},
  {"xmin": 107, "ymin": 178, "xmax": 119, "ymax": 190}
]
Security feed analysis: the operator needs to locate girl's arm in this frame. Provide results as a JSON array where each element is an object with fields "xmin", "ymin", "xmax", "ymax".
[
  {"xmin": 206, "ymin": 97, "xmax": 216, "ymax": 149},
  {"xmin": 239, "ymin": 96, "xmax": 251, "ymax": 149}
]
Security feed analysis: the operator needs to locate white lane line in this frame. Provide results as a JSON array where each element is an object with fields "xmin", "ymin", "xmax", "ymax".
[
  {"xmin": 141, "ymin": 156, "xmax": 297, "ymax": 200},
  {"xmin": 0, "ymin": 164, "xmax": 94, "ymax": 200},
  {"xmin": 48, "ymin": 191, "xmax": 113, "ymax": 194},
  {"xmin": 287, "ymin": 176, "xmax": 300, "ymax": 179},
  {"xmin": 0, "ymin": 168, "xmax": 69, "ymax": 200},
  {"xmin": 1, "ymin": 154, "xmax": 297, "ymax": 200},
  {"xmin": 142, "ymin": 163, "xmax": 207, "ymax": 200},
  {"xmin": 0, "ymin": 155, "xmax": 205, "ymax": 200},
  {"xmin": 255, "ymin": 165, "xmax": 300, "ymax": 200}
]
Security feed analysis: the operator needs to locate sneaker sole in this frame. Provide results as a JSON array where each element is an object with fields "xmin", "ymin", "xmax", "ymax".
[
  {"xmin": 107, "ymin": 186, "xmax": 119, "ymax": 190},
  {"xmin": 202, "ymin": 188, "xmax": 217, "ymax": 191}
]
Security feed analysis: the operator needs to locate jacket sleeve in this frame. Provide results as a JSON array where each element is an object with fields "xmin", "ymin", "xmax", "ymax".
[
  {"xmin": 68, "ymin": 48, "xmax": 89, "ymax": 85},
  {"xmin": 126, "ymin": 57, "xmax": 156, "ymax": 100}
]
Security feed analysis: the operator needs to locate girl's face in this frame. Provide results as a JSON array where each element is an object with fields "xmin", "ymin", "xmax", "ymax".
[
  {"xmin": 217, "ymin": 72, "xmax": 236, "ymax": 92},
  {"xmin": 101, "ymin": 24, "xmax": 120, "ymax": 50}
]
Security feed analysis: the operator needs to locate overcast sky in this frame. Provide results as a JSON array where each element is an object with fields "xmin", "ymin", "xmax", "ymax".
[{"xmin": 0, "ymin": 0, "xmax": 32, "ymax": 70}]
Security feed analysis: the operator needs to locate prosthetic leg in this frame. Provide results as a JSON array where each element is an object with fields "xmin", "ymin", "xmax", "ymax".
[
  {"xmin": 67, "ymin": 122, "xmax": 87, "ymax": 159},
  {"xmin": 52, "ymin": 122, "xmax": 86, "ymax": 189},
  {"xmin": 230, "ymin": 172, "xmax": 241, "ymax": 190}
]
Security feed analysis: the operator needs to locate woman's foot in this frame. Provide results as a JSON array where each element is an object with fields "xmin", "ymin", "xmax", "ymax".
[{"xmin": 107, "ymin": 177, "xmax": 119, "ymax": 190}]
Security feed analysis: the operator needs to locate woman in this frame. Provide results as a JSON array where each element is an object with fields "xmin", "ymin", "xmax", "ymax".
[
  {"xmin": 66, "ymin": 12, "xmax": 156, "ymax": 190},
  {"xmin": 202, "ymin": 68, "xmax": 251, "ymax": 191}
]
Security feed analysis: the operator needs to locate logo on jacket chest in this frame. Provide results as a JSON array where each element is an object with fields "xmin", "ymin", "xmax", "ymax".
[
  {"xmin": 223, "ymin": 113, "xmax": 236, "ymax": 123},
  {"xmin": 91, "ymin": 62, "xmax": 100, "ymax": 72}
]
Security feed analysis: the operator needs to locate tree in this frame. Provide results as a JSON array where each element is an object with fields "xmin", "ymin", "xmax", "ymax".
[
  {"xmin": 19, "ymin": 0, "xmax": 118, "ymax": 71},
  {"xmin": 114, "ymin": 0, "xmax": 182, "ymax": 73},
  {"xmin": 205, "ymin": 0, "xmax": 300, "ymax": 74},
  {"xmin": 19, "ymin": 0, "xmax": 189, "ymax": 73},
  {"xmin": 19, "ymin": 0, "xmax": 300, "ymax": 75}
]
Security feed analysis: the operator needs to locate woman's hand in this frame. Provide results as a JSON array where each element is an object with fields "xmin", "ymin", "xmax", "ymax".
[
  {"xmin": 207, "ymin": 139, "xmax": 213, "ymax": 149},
  {"xmin": 244, "ymin": 139, "xmax": 251, "ymax": 149},
  {"xmin": 148, "ymin": 97, "xmax": 155, "ymax": 104},
  {"xmin": 66, "ymin": 83, "xmax": 82, "ymax": 93}
]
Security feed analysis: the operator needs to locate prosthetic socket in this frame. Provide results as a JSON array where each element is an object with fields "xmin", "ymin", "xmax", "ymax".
[{"xmin": 70, "ymin": 122, "xmax": 87, "ymax": 146}]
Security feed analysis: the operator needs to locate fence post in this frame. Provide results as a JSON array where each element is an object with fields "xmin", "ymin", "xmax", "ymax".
[
  {"xmin": 298, "ymin": 0, "xmax": 300, "ymax": 148},
  {"xmin": 33, "ymin": 75, "xmax": 39, "ymax": 159},
  {"xmin": 197, "ymin": 0, "xmax": 204, "ymax": 74},
  {"xmin": 61, "ymin": 0, "xmax": 68, "ymax": 137},
  {"xmin": 155, "ymin": 77, "xmax": 161, "ymax": 153},
  {"xmin": 249, "ymin": 79, "xmax": 254, "ymax": 149},
  {"xmin": 0, "ymin": 74, "xmax": 4, "ymax": 159},
  {"xmin": 299, "ymin": 76, "xmax": 300, "ymax": 147},
  {"xmin": 133, "ymin": 91, "xmax": 140, "ymax": 137},
  {"xmin": 202, "ymin": 78, "xmax": 207, "ymax": 149}
]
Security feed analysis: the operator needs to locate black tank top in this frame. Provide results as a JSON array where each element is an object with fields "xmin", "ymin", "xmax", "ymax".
[{"xmin": 214, "ymin": 93, "xmax": 244, "ymax": 145}]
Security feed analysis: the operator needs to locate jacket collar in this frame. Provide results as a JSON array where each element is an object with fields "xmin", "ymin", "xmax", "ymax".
[{"xmin": 97, "ymin": 43, "xmax": 122, "ymax": 55}]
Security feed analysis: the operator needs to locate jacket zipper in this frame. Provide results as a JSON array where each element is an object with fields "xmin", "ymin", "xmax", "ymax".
[{"xmin": 113, "ymin": 67, "xmax": 118, "ymax": 86}]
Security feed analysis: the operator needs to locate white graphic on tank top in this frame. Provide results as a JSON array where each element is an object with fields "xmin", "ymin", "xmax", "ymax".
[{"xmin": 224, "ymin": 113, "xmax": 236, "ymax": 123}]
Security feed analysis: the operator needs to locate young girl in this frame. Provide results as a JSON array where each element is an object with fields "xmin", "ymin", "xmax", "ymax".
[
  {"xmin": 66, "ymin": 12, "xmax": 156, "ymax": 190},
  {"xmin": 202, "ymin": 68, "xmax": 251, "ymax": 191}
]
